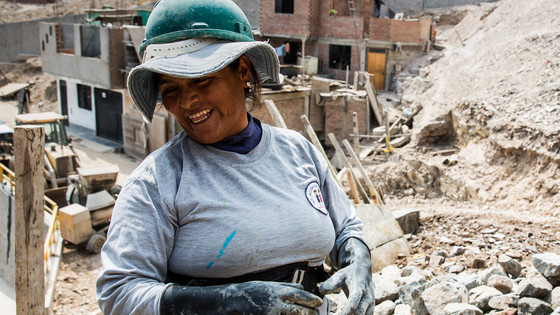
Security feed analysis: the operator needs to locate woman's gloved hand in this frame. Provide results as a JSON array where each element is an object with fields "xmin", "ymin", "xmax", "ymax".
[
  {"xmin": 160, "ymin": 280, "xmax": 323, "ymax": 314},
  {"xmin": 319, "ymin": 237, "xmax": 375, "ymax": 315}
]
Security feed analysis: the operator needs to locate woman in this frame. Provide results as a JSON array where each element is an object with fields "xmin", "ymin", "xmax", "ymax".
[{"xmin": 96, "ymin": 0, "xmax": 375, "ymax": 314}]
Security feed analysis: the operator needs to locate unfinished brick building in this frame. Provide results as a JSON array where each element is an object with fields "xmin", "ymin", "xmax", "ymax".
[{"xmin": 259, "ymin": 0, "xmax": 433, "ymax": 91}]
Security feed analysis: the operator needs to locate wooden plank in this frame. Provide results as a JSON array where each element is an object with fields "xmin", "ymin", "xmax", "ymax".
[
  {"xmin": 0, "ymin": 83, "xmax": 30, "ymax": 98},
  {"xmin": 346, "ymin": 169, "xmax": 360, "ymax": 204},
  {"xmin": 352, "ymin": 112, "xmax": 360, "ymax": 156},
  {"xmin": 327, "ymin": 133, "xmax": 371, "ymax": 204},
  {"xmin": 264, "ymin": 100, "xmax": 287, "ymax": 129},
  {"xmin": 14, "ymin": 126, "xmax": 45, "ymax": 315},
  {"xmin": 342, "ymin": 139, "xmax": 383, "ymax": 205},
  {"xmin": 363, "ymin": 74, "xmax": 384, "ymax": 126},
  {"xmin": 301, "ymin": 115, "xmax": 339, "ymax": 186},
  {"xmin": 126, "ymin": 26, "xmax": 145, "ymax": 61},
  {"xmin": 377, "ymin": 117, "xmax": 403, "ymax": 143}
]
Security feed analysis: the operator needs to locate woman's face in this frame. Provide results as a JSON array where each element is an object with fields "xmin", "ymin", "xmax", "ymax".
[{"xmin": 157, "ymin": 55, "xmax": 252, "ymax": 144}]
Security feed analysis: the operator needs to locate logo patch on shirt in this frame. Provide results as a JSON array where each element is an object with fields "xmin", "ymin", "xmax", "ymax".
[{"xmin": 305, "ymin": 181, "xmax": 327, "ymax": 215}]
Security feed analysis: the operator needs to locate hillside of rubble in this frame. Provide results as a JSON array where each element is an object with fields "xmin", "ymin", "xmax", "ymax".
[{"xmin": 369, "ymin": 0, "xmax": 559, "ymax": 217}]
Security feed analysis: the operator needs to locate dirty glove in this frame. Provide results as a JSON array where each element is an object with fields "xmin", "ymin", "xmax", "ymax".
[
  {"xmin": 319, "ymin": 237, "xmax": 375, "ymax": 315},
  {"xmin": 160, "ymin": 281, "xmax": 323, "ymax": 314}
]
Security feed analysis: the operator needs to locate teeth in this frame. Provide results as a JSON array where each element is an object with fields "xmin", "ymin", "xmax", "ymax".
[{"xmin": 189, "ymin": 109, "xmax": 211, "ymax": 123}]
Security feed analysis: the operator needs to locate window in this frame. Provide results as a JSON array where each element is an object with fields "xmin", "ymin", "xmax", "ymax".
[
  {"xmin": 275, "ymin": 0, "xmax": 294, "ymax": 13},
  {"xmin": 77, "ymin": 84, "xmax": 92, "ymax": 110},
  {"xmin": 80, "ymin": 25, "xmax": 101, "ymax": 58},
  {"xmin": 329, "ymin": 45, "xmax": 352, "ymax": 70}
]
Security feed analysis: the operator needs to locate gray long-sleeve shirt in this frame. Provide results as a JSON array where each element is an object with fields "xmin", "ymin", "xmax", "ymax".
[{"xmin": 96, "ymin": 123, "xmax": 364, "ymax": 314}]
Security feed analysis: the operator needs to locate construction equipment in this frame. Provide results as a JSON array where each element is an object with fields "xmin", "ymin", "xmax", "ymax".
[
  {"xmin": 60, "ymin": 165, "xmax": 120, "ymax": 253},
  {"xmin": 14, "ymin": 112, "xmax": 121, "ymax": 252},
  {"xmin": 15, "ymin": 112, "xmax": 79, "ymax": 203},
  {"xmin": 0, "ymin": 119, "xmax": 14, "ymax": 169}
]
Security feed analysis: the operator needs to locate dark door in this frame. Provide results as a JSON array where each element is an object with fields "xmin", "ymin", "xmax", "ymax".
[
  {"xmin": 94, "ymin": 88, "xmax": 123, "ymax": 143},
  {"xmin": 59, "ymin": 80, "xmax": 68, "ymax": 126}
]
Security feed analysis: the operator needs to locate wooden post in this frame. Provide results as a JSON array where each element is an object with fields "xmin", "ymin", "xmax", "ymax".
[
  {"xmin": 301, "ymin": 115, "xmax": 340, "ymax": 186},
  {"xmin": 264, "ymin": 100, "xmax": 288, "ymax": 129},
  {"xmin": 14, "ymin": 126, "xmax": 45, "ymax": 315},
  {"xmin": 342, "ymin": 139, "xmax": 384, "ymax": 205},
  {"xmin": 352, "ymin": 112, "xmax": 360, "ymax": 155}
]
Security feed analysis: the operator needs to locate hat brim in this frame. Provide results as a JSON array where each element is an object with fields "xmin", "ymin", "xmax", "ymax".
[{"xmin": 127, "ymin": 41, "xmax": 282, "ymax": 123}]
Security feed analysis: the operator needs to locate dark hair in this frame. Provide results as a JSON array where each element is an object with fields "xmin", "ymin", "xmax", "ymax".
[{"xmin": 228, "ymin": 56, "xmax": 263, "ymax": 111}]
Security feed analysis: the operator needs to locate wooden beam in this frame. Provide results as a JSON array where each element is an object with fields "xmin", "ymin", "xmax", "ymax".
[
  {"xmin": 342, "ymin": 139, "xmax": 384, "ymax": 205},
  {"xmin": 264, "ymin": 100, "xmax": 288, "ymax": 129},
  {"xmin": 327, "ymin": 133, "xmax": 371, "ymax": 204},
  {"xmin": 14, "ymin": 126, "xmax": 45, "ymax": 315},
  {"xmin": 363, "ymin": 74, "xmax": 384, "ymax": 126},
  {"xmin": 352, "ymin": 112, "xmax": 360, "ymax": 156},
  {"xmin": 301, "ymin": 115, "xmax": 339, "ymax": 186}
]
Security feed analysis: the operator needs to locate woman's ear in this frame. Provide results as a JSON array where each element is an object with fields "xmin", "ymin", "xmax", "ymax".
[{"xmin": 238, "ymin": 55, "xmax": 252, "ymax": 84}]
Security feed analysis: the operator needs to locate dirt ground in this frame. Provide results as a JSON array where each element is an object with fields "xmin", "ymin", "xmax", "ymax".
[{"xmin": 0, "ymin": 0, "xmax": 558, "ymax": 313}]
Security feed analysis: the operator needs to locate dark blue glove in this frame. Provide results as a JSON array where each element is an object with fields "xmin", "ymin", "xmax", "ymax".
[
  {"xmin": 319, "ymin": 238, "xmax": 375, "ymax": 314},
  {"xmin": 160, "ymin": 280, "xmax": 323, "ymax": 314}
]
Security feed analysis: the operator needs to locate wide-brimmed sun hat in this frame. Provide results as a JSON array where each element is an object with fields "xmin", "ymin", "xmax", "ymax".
[
  {"xmin": 128, "ymin": 39, "xmax": 281, "ymax": 123},
  {"xmin": 127, "ymin": 0, "xmax": 282, "ymax": 123}
]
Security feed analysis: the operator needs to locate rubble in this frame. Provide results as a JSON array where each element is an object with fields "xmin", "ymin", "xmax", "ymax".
[{"xmin": 360, "ymin": 252, "xmax": 560, "ymax": 315}]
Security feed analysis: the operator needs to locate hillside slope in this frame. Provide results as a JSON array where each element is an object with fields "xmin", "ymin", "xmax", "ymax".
[{"xmin": 374, "ymin": 0, "xmax": 559, "ymax": 214}]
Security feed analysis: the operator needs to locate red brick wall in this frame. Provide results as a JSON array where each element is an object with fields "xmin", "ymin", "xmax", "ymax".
[
  {"xmin": 261, "ymin": 0, "xmax": 313, "ymax": 36},
  {"xmin": 368, "ymin": 18, "xmax": 424, "ymax": 43},
  {"xmin": 369, "ymin": 18, "xmax": 392, "ymax": 41},
  {"xmin": 391, "ymin": 20, "xmax": 423, "ymax": 43},
  {"xmin": 322, "ymin": 15, "xmax": 364, "ymax": 39},
  {"xmin": 252, "ymin": 92, "xmax": 308, "ymax": 132},
  {"xmin": 324, "ymin": 98, "xmax": 368, "ymax": 147}
]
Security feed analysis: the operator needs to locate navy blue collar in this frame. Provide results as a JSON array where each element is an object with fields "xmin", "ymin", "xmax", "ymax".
[{"xmin": 210, "ymin": 114, "xmax": 262, "ymax": 154}]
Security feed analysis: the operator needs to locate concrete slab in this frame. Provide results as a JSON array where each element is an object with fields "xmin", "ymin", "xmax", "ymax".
[{"xmin": 0, "ymin": 277, "xmax": 15, "ymax": 315}]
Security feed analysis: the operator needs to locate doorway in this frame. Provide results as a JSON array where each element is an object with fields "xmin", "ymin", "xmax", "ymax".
[
  {"xmin": 366, "ymin": 48, "xmax": 386, "ymax": 91},
  {"xmin": 94, "ymin": 88, "xmax": 123, "ymax": 143}
]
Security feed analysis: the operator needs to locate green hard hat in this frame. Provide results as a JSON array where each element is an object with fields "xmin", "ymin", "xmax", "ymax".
[{"xmin": 139, "ymin": 0, "xmax": 254, "ymax": 57}]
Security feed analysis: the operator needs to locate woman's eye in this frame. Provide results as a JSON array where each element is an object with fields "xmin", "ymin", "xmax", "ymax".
[{"xmin": 161, "ymin": 87, "xmax": 177, "ymax": 96}]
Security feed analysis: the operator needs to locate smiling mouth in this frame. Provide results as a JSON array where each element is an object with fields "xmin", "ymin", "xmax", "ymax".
[{"xmin": 189, "ymin": 109, "xmax": 213, "ymax": 124}]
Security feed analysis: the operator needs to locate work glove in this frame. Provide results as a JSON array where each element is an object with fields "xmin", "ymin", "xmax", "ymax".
[
  {"xmin": 160, "ymin": 280, "xmax": 323, "ymax": 314},
  {"xmin": 319, "ymin": 237, "xmax": 375, "ymax": 315}
]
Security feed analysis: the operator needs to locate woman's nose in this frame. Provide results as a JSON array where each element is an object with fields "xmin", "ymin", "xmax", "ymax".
[{"xmin": 179, "ymin": 88, "xmax": 200, "ymax": 110}]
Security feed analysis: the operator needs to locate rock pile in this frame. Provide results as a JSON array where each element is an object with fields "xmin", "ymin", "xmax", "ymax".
[{"xmin": 369, "ymin": 252, "xmax": 560, "ymax": 315}]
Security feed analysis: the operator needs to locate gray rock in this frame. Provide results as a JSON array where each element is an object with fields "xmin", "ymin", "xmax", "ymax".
[
  {"xmin": 517, "ymin": 274, "xmax": 553, "ymax": 298},
  {"xmin": 533, "ymin": 253, "xmax": 560, "ymax": 278},
  {"xmin": 488, "ymin": 293, "xmax": 520, "ymax": 310},
  {"xmin": 373, "ymin": 274, "xmax": 400, "ymax": 303},
  {"xmin": 393, "ymin": 209, "xmax": 420, "ymax": 235},
  {"xmin": 477, "ymin": 264, "xmax": 507, "ymax": 286},
  {"xmin": 447, "ymin": 265, "xmax": 465, "ymax": 274},
  {"xmin": 398, "ymin": 281, "xmax": 428, "ymax": 315},
  {"xmin": 498, "ymin": 254, "xmax": 523, "ymax": 278},
  {"xmin": 381, "ymin": 264, "xmax": 403, "ymax": 282},
  {"xmin": 450, "ymin": 246, "xmax": 466, "ymax": 256},
  {"xmin": 487, "ymin": 274, "xmax": 513, "ymax": 294},
  {"xmin": 434, "ymin": 249, "xmax": 450, "ymax": 258},
  {"xmin": 374, "ymin": 300, "xmax": 396, "ymax": 315},
  {"xmin": 443, "ymin": 303, "xmax": 483, "ymax": 315},
  {"xmin": 455, "ymin": 272, "xmax": 479, "ymax": 291},
  {"xmin": 544, "ymin": 286, "xmax": 560, "ymax": 309},
  {"xmin": 430, "ymin": 255, "xmax": 446, "ymax": 267},
  {"xmin": 518, "ymin": 297, "xmax": 554, "ymax": 315},
  {"xmin": 394, "ymin": 304, "xmax": 412, "ymax": 315},
  {"xmin": 422, "ymin": 282, "xmax": 468, "ymax": 315},
  {"xmin": 469, "ymin": 285, "xmax": 503, "ymax": 311}
]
